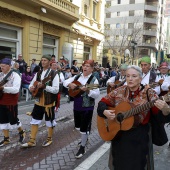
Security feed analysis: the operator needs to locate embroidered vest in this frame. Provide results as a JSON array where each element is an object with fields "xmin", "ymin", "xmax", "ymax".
[
  {"xmin": 74, "ymin": 74, "xmax": 97, "ymax": 107},
  {"xmin": 36, "ymin": 69, "xmax": 57, "ymax": 105}
]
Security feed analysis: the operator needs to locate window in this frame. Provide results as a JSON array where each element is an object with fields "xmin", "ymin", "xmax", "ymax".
[
  {"xmin": 106, "ymin": 12, "xmax": 111, "ymax": 18},
  {"xmin": 118, "ymin": 0, "xmax": 121, "ymax": 4},
  {"xmin": 83, "ymin": 46, "xmax": 91, "ymax": 61},
  {"xmin": 129, "ymin": 10, "xmax": 134, "ymax": 16},
  {"xmin": 117, "ymin": 12, "xmax": 120, "ymax": 16},
  {"xmin": 128, "ymin": 23, "xmax": 134, "ymax": 29},
  {"xmin": 93, "ymin": 1, "xmax": 97, "ymax": 20},
  {"xmin": 105, "ymin": 1, "xmax": 111, "ymax": 8},
  {"xmin": 116, "ymin": 23, "xmax": 121, "ymax": 28},
  {"xmin": 145, "ymin": 37, "xmax": 151, "ymax": 44},
  {"xmin": 115, "ymin": 35, "xmax": 119, "ymax": 40},
  {"xmin": 105, "ymin": 24, "xmax": 110, "ymax": 29},
  {"xmin": 128, "ymin": 35, "xmax": 131, "ymax": 41},
  {"xmin": 84, "ymin": 4, "xmax": 88, "ymax": 16},
  {"xmin": 130, "ymin": 0, "xmax": 135, "ymax": 4},
  {"xmin": 0, "ymin": 24, "xmax": 21, "ymax": 60},
  {"xmin": 43, "ymin": 35, "xmax": 58, "ymax": 56}
]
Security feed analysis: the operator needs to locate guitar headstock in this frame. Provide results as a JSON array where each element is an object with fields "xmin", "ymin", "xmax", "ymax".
[{"xmin": 162, "ymin": 91, "xmax": 170, "ymax": 102}]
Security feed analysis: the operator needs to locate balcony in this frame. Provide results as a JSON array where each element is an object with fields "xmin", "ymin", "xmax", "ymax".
[
  {"xmin": 143, "ymin": 29, "xmax": 157, "ymax": 36},
  {"xmin": 139, "ymin": 41, "xmax": 158, "ymax": 50},
  {"xmin": 32, "ymin": 0, "xmax": 79, "ymax": 21},
  {"xmin": 144, "ymin": 2, "xmax": 159, "ymax": 12},
  {"xmin": 143, "ymin": 16, "xmax": 158, "ymax": 25},
  {"xmin": 0, "ymin": 0, "xmax": 79, "ymax": 26}
]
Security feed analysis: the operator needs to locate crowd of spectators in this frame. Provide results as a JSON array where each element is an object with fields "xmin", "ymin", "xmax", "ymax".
[{"xmin": 0, "ymin": 54, "xmax": 122, "ymax": 100}]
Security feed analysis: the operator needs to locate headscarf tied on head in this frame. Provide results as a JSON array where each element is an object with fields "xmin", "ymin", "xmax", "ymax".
[{"xmin": 139, "ymin": 56, "xmax": 151, "ymax": 64}]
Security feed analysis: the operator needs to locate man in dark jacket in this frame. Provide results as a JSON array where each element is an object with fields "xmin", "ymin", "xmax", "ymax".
[{"xmin": 16, "ymin": 54, "xmax": 27, "ymax": 73}]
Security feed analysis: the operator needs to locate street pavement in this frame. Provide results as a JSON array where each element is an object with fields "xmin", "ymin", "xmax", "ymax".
[{"xmin": 0, "ymin": 89, "xmax": 170, "ymax": 170}]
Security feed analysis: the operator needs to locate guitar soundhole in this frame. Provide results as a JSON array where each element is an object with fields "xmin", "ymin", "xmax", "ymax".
[{"xmin": 116, "ymin": 113, "xmax": 124, "ymax": 123}]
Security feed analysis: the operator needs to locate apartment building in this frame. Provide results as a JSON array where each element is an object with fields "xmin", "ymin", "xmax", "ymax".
[
  {"xmin": 105, "ymin": 0, "xmax": 167, "ymax": 66},
  {"xmin": 0, "ymin": 0, "xmax": 105, "ymax": 66},
  {"xmin": 165, "ymin": 0, "xmax": 170, "ymax": 55}
]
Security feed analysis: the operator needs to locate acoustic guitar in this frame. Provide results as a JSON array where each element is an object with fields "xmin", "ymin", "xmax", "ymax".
[
  {"xmin": 32, "ymin": 76, "xmax": 52, "ymax": 97},
  {"xmin": 107, "ymin": 79, "xmax": 126, "ymax": 94},
  {"xmin": 0, "ymin": 79, "xmax": 8, "ymax": 98},
  {"xmin": 97, "ymin": 92, "xmax": 170, "ymax": 141},
  {"xmin": 68, "ymin": 80, "xmax": 99, "ymax": 98}
]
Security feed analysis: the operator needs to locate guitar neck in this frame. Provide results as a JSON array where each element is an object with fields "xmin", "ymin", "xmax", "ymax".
[{"xmin": 124, "ymin": 99, "xmax": 156, "ymax": 119}]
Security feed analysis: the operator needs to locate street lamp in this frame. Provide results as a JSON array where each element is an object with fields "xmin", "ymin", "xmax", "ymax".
[
  {"xmin": 124, "ymin": 49, "xmax": 130, "ymax": 63},
  {"xmin": 131, "ymin": 40, "xmax": 137, "ymax": 65}
]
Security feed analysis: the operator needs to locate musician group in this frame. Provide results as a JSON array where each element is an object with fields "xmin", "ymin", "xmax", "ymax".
[{"xmin": 0, "ymin": 55, "xmax": 170, "ymax": 168}]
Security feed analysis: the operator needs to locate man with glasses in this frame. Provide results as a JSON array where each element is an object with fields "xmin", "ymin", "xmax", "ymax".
[{"xmin": 63, "ymin": 59, "xmax": 100, "ymax": 158}]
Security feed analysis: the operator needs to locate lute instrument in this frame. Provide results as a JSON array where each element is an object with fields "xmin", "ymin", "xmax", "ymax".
[
  {"xmin": 97, "ymin": 92, "xmax": 170, "ymax": 141},
  {"xmin": 107, "ymin": 79, "xmax": 126, "ymax": 94},
  {"xmin": 68, "ymin": 80, "xmax": 99, "ymax": 98},
  {"xmin": 32, "ymin": 76, "xmax": 51, "ymax": 97}
]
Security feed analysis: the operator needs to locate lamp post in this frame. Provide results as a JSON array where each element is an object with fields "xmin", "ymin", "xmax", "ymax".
[
  {"xmin": 124, "ymin": 49, "xmax": 130, "ymax": 64},
  {"xmin": 131, "ymin": 40, "xmax": 137, "ymax": 65}
]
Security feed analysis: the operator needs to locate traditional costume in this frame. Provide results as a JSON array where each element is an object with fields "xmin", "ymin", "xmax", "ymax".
[
  {"xmin": 63, "ymin": 59, "xmax": 100, "ymax": 158},
  {"xmin": 154, "ymin": 62, "xmax": 170, "ymax": 96},
  {"xmin": 106, "ymin": 64, "xmax": 127, "ymax": 93},
  {"xmin": 97, "ymin": 84, "xmax": 169, "ymax": 170},
  {"xmin": 21, "ymin": 55, "xmax": 59, "ymax": 147},
  {"xmin": 0, "ymin": 58, "xmax": 25, "ymax": 146}
]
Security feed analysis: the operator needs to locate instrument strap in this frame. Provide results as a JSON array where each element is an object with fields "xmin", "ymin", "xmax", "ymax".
[
  {"xmin": 44, "ymin": 68, "xmax": 51, "ymax": 78},
  {"xmin": 2, "ymin": 70, "xmax": 13, "ymax": 82}
]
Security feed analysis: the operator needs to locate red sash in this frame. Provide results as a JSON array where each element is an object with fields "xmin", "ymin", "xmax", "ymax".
[{"xmin": 0, "ymin": 93, "xmax": 19, "ymax": 105}]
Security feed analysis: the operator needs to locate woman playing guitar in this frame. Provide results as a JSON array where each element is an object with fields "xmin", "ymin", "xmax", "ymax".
[{"xmin": 97, "ymin": 65, "xmax": 170, "ymax": 170}]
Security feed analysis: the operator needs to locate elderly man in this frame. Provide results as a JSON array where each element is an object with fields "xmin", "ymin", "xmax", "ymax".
[
  {"xmin": 139, "ymin": 56, "xmax": 156, "ymax": 86},
  {"xmin": 0, "ymin": 58, "xmax": 25, "ymax": 146},
  {"xmin": 63, "ymin": 59, "xmax": 100, "ymax": 158},
  {"xmin": 154, "ymin": 62, "xmax": 170, "ymax": 96}
]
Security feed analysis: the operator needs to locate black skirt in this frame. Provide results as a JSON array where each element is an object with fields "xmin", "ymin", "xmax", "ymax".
[{"xmin": 109, "ymin": 124, "xmax": 154, "ymax": 170}]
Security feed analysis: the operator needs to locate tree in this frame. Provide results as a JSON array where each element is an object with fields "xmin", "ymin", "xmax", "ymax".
[{"xmin": 104, "ymin": 16, "xmax": 143, "ymax": 63}]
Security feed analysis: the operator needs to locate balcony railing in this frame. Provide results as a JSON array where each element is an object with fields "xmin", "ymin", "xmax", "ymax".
[
  {"xmin": 47, "ymin": 0, "xmax": 78, "ymax": 14},
  {"xmin": 32, "ymin": 0, "xmax": 79, "ymax": 21}
]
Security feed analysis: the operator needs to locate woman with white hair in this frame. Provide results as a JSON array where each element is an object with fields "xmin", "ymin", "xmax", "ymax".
[{"xmin": 97, "ymin": 65, "xmax": 170, "ymax": 170}]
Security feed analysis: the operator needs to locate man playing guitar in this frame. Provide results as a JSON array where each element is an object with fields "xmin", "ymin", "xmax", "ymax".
[
  {"xmin": 21, "ymin": 55, "xmax": 59, "ymax": 148},
  {"xmin": 63, "ymin": 59, "xmax": 100, "ymax": 158},
  {"xmin": 106, "ymin": 64, "xmax": 127, "ymax": 93},
  {"xmin": 0, "ymin": 58, "xmax": 25, "ymax": 146}
]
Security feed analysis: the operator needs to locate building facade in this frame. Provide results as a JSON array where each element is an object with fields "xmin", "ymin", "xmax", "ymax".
[
  {"xmin": 0, "ymin": 0, "xmax": 105, "ymax": 66},
  {"xmin": 104, "ymin": 0, "xmax": 167, "ymax": 66}
]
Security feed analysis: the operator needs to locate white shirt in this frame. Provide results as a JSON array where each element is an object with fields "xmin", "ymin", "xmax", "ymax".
[
  {"xmin": 141, "ymin": 71, "xmax": 150, "ymax": 85},
  {"xmin": 154, "ymin": 74, "xmax": 170, "ymax": 94},
  {"xmin": 63, "ymin": 73, "xmax": 100, "ymax": 99},
  {"xmin": 3, "ymin": 71, "xmax": 21, "ymax": 94},
  {"xmin": 29, "ymin": 69, "xmax": 59, "ymax": 94}
]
